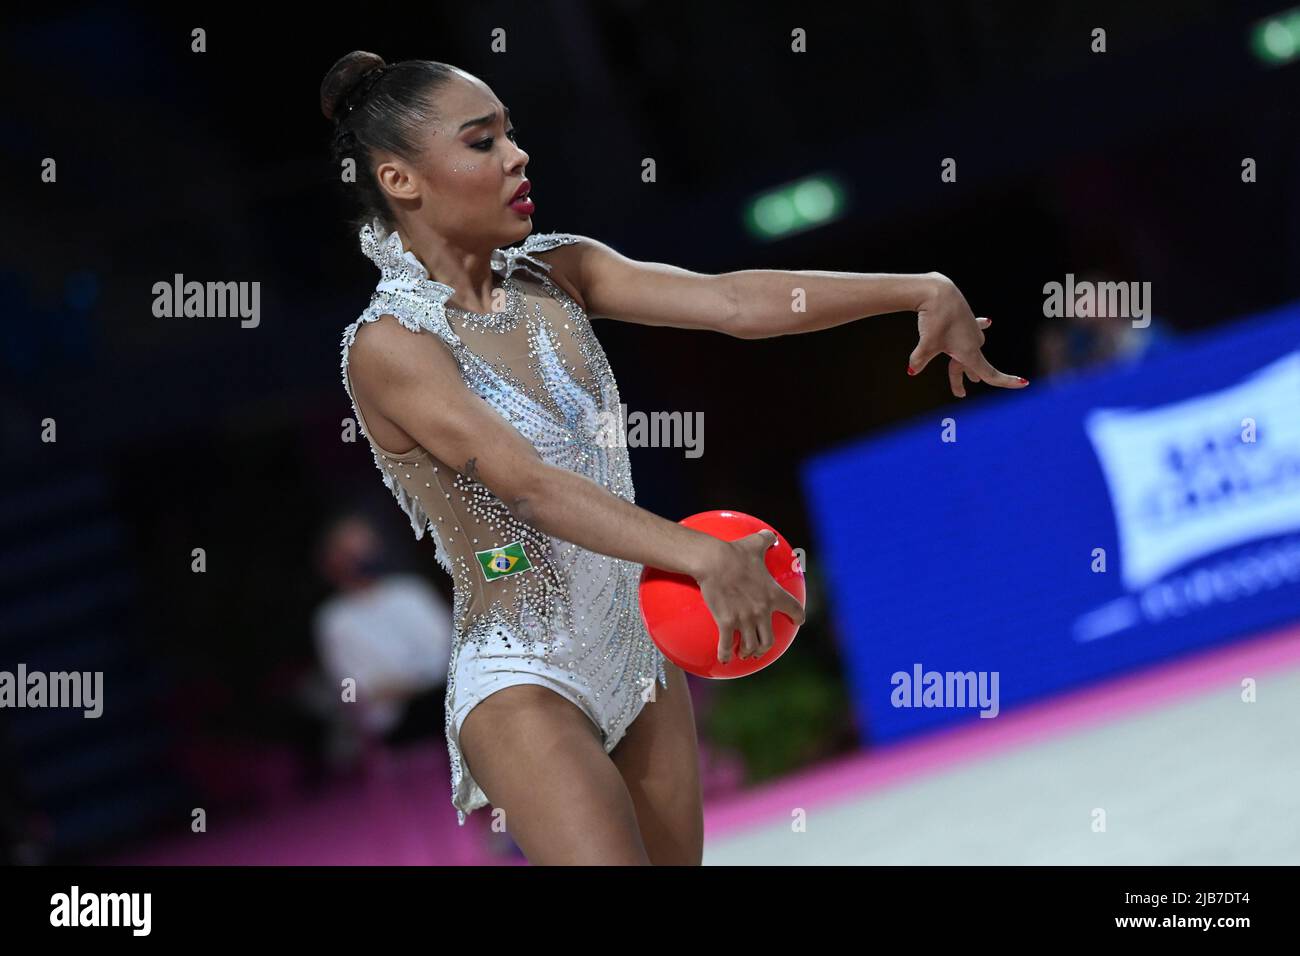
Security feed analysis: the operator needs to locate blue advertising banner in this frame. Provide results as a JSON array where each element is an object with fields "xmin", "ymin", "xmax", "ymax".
[{"xmin": 802, "ymin": 302, "xmax": 1300, "ymax": 742}]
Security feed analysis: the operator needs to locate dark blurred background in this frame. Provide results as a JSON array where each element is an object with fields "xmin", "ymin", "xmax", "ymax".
[{"xmin": 2, "ymin": 0, "xmax": 1297, "ymax": 863}]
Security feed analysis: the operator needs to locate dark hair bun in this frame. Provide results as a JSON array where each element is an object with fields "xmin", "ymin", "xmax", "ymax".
[{"xmin": 320, "ymin": 51, "xmax": 387, "ymax": 121}]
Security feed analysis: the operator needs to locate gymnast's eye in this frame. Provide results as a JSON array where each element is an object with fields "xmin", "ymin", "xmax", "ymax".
[{"xmin": 472, "ymin": 128, "xmax": 518, "ymax": 151}]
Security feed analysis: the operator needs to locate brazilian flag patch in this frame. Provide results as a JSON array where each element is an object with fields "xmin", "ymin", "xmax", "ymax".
[{"xmin": 475, "ymin": 541, "xmax": 533, "ymax": 581}]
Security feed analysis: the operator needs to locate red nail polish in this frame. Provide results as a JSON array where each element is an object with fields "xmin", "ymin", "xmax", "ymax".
[
  {"xmin": 907, "ymin": 366, "xmax": 916, "ymax": 376},
  {"xmin": 1017, "ymin": 377, "xmax": 1028, "ymax": 384}
]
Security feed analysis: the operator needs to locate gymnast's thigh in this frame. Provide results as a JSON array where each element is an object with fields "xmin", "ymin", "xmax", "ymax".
[
  {"xmin": 457, "ymin": 681, "xmax": 652, "ymax": 865},
  {"xmin": 609, "ymin": 659, "xmax": 704, "ymax": 865}
]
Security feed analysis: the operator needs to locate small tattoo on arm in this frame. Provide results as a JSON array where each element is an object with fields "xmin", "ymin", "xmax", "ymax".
[{"xmin": 463, "ymin": 457, "xmax": 479, "ymax": 480}]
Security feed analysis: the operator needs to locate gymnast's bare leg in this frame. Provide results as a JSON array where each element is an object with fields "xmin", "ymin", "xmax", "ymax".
[
  {"xmin": 458, "ymin": 683, "xmax": 651, "ymax": 865},
  {"xmin": 610, "ymin": 659, "xmax": 704, "ymax": 866}
]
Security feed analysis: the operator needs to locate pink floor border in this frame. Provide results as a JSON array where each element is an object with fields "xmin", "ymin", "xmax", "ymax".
[{"xmin": 704, "ymin": 623, "xmax": 1300, "ymax": 839}]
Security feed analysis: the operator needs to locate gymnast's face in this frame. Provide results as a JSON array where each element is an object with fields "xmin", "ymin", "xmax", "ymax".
[{"xmin": 376, "ymin": 70, "xmax": 533, "ymax": 251}]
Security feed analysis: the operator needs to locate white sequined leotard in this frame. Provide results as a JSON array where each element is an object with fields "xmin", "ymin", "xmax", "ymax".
[{"xmin": 339, "ymin": 218, "xmax": 669, "ymax": 825}]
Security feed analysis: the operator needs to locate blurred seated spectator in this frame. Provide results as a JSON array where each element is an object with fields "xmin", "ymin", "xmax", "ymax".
[{"xmin": 311, "ymin": 512, "xmax": 452, "ymax": 767}]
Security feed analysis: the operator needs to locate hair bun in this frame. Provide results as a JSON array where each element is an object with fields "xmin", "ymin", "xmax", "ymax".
[{"xmin": 320, "ymin": 51, "xmax": 387, "ymax": 121}]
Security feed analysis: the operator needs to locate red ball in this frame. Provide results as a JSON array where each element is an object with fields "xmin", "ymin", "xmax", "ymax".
[{"xmin": 638, "ymin": 510, "xmax": 806, "ymax": 679}]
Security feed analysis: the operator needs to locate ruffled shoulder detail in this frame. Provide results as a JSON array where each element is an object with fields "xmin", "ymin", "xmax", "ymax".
[
  {"xmin": 359, "ymin": 218, "xmax": 444, "ymax": 291},
  {"xmin": 352, "ymin": 218, "xmax": 461, "ymax": 343},
  {"xmin": 491, "ymin": 232, "xmax": 583, "ymax": 283}
]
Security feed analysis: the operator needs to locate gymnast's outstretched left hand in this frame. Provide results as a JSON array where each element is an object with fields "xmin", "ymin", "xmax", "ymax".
[{"xmin": 907, "ymin": 272, "xmax": 1029, "ymax": 398}]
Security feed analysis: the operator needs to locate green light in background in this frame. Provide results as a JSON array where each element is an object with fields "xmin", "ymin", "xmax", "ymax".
[
  {"xmin": 744, "ymin": 175, "xmax": 845, "ymax": 240},
  {"xmin": 1251, "ymin": 7, "xmax": 1300, "ymax": 65}
]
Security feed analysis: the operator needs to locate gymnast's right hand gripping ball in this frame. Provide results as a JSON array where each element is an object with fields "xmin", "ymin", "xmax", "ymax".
[{"xmin": 637, "ymin": 510, "xmax": 806, "ymax": 679}]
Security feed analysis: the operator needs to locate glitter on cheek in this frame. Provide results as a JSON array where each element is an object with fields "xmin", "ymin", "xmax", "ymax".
[{"xmin": 340, "ymin": 222, "xmax": 669, "ymax": 827}]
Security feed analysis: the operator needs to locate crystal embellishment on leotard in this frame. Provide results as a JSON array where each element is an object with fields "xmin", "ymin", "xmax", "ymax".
[
  {"xmin": 338, "ymin": 217, "xmax": 669, "ymax": 827},
  {"xmin": 445, "ymin": 274, "xmax": 528, "ymax": 334}
]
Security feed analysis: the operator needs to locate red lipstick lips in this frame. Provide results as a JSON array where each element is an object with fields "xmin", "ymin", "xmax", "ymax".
[{"xmin": 508, "ymin": 180, "xmax": 534, "ymax": 214}]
